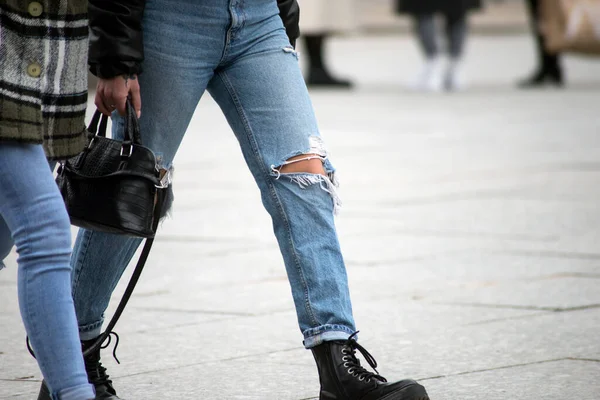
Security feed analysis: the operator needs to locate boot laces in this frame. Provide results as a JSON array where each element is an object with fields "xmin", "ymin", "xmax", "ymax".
[
  {"xmin": 85, "ymin": 332, "xmax": 120, "ymax": 394},
  {"xmin": 341, "ymin": 332, "xmax": 387, "ymax": 384}
]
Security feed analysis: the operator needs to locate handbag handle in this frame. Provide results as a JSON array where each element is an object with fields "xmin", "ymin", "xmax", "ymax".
[{"xmin": 86, "ymin": 99, "xmax": 142, "ymax": 145}]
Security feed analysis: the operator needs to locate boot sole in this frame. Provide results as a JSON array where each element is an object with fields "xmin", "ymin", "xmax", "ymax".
[{"xmin": 379, "ymin": 382, "xmax": 429, "ymax": 400}]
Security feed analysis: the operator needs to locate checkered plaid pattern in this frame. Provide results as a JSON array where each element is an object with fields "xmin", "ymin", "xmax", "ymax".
[{"xmin": 0, "ymin": 0, "xmax": 89, "ymax": 159}]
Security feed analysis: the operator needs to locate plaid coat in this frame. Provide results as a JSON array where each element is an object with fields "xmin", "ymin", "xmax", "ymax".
[{"xmin": 0, "ymin": 0, "xmax": 89, "ymax": 159}]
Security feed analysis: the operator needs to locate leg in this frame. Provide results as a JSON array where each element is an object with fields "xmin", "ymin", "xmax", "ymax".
[
  {"xmin": 72, "ymin": 0, "xmax": 219, "ymax": 341},
  {"xmin": 444, "ymin": 11, "xmax": 468, "ymax": 91},
  {"xmin": 66, "ymin": 0, "xmax": 221, "ymax": 397},
  {"xmin": 302, "ymin": 33, "xmax": 353, "ymax": 88},
  {"xmin": 0, "ymin": 143, "xmax": 94, "ymax": 400},
  {"xmin": 414, "ymin": 13, "xmax": 438, "ymax": 59},
  {"xmin": 411, "ymin": 13, "xmax": 443, "ymax": 91},
  {"xmin": 207, "ymin": 5, "xmax": 429, "ymax": 398},
  {"xmin": 208, "ymin": 2, "xmax": 353, "ymax": 347},
  {"xmin": 518, "ymin": 0, "xmax": 563, "ymax": 87}
]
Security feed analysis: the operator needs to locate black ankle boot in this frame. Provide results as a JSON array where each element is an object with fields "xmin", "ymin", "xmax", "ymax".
[
  {"xmin": 38, "ymin": 336, "xmax": 122, "ymax": 400},
  {"xmin": 518, "ymin": 68, "xmax": 564, "ymax": 88},
  {"xmin": 311, "ymin": 333, "xmax": 429, "ymax": 400},
  {"xmin": 307, "ymin": 67, "xmax": 353, "ymax": 88}
]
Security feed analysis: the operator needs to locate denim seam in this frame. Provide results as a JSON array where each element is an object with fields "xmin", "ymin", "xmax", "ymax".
[
  {"xmin": 71, "ymin": 230, "xmax": 93, "ymax": 302},
  {"xmin": 215, "ymin": 70, "xmax": 319, "ymax": 327}
]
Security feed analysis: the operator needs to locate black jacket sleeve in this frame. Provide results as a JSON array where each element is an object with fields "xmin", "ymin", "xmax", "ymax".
[
  {"xmin": 88, "ymin": 0, "xmax": 146, "ymax": 79},
  {"xmin": 277, "ymin": 0, "xmax": 300, "ymax": 47},
  {"xmin": 88, "ymin": 0, "xmax": 299, "ymax": 79}
]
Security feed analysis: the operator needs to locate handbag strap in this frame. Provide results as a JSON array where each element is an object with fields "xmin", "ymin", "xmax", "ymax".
[{"xmin": 87, "ymin": 99, "xmax": 141, "ymax": 144}]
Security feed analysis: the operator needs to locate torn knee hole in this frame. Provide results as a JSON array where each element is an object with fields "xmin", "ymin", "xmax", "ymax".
[{"xmin": 274, "ymin": 154, "xmax": 326, "ymax": 176}]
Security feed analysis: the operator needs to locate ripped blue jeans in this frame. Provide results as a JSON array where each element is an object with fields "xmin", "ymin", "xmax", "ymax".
[{"xmin": 72, "ymin": 0, "xmax": 356, "ymax": 348}]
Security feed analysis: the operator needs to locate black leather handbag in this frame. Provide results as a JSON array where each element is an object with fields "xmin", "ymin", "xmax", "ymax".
[{"xmin": 56, "ymin": 101, "xmax": 163, "ymax": 238}]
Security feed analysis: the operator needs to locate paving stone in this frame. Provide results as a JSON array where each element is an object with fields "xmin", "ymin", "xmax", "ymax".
[{"xmin": 424, "ymin": 359, "xmax": 600, "ymax": 400}]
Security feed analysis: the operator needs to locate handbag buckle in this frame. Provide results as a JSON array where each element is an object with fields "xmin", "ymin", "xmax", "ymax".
[
  {"xmin": 155, "ymin": 167, "xmax": 172, "ymax": 189},
  {"xmin": 120, "ymin": 144, "xmax": 133, "ymax": 158}
]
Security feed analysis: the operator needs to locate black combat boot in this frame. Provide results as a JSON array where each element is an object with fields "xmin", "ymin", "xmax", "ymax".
[
  {"xmin": 311, "ymin": 333, "xmax": 429, "ymax": 400},
  {"xmin": 38, "ymin": 336, "xmax": 122, "ymax": 400}
]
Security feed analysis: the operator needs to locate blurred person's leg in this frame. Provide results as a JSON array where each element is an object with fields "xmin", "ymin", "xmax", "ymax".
[
  {"xmin": 299, "ymin": 0, "xmax": 354, "ymax": 88},
  {"xmin": 303, "ymin": 34, "xmax": 353, "ymax": 88},
  {"xmin": 0, "ymin": 143, "xmax": 95, "ymax": 400},
  {"xmin": 518, "ymin": 0, "xmax": 564, "ymax": 87},
  {"xmin": 444, "ymin": 11, "xmax": 468, "ymax": 91},
  {"xmin": 411, "ymin": 13, "xmax": 443, "ymax": 91}
]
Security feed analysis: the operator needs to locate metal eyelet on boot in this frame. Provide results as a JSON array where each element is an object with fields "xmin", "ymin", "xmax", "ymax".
[
  {"xmin": 342, "ymin": 356, "xmax": 349, "ymax": 362},
  {"xmin": 348, "ymin": 368, "xmax": 355, "ymax": 375},
  {"xmin": 344, "ymin": 362, "xmax": 350, "ymax": 367}
]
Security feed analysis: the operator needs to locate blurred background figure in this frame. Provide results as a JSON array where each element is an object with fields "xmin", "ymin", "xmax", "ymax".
[
  {"xmin": 300, "ymin": 0, "xmax": 355, "ymax": 88},
  {"xmin": 518, "ymin": 0, "xmax": 565, "ymax": 87},
  {"xmin": 396, "ymin": 0, "xmax": 482, "ymax": 91}
]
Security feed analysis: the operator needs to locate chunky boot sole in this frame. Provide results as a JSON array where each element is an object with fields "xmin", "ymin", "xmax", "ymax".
[{"xmin": 378, "ymin": 381, "xmax": 429, "ymax": 400}]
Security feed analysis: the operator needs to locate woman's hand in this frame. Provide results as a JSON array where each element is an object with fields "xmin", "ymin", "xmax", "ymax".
[{"xmin": 95, "ymin": 75, "xmax": 142, "ymax": 118}]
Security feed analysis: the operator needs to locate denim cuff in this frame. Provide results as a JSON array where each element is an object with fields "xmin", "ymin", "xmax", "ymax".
[
  {"xmin": 54, "ymin": 382, "xmax": 95, "ymax": 400},
  {"xmin": 78, "ymin": 319, "xmax": 103, "ymax": 341},
  {"xmin": 302, "ymin": 324, "xmax": 356, "ymax": 349}
]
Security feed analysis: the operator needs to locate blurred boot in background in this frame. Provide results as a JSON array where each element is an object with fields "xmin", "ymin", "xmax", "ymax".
[
  {"xmin": 300, "ymin": 0, "xmax": 356, "ymax": 88},
  {"xmin": 518, "ymin": 0, "xmax": 564, "ymax": 88}
]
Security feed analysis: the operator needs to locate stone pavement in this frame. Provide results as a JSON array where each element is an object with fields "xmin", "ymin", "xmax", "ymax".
[{"xmin": 1, "ymin": 34, "xmax": 600, "ymax": 399}]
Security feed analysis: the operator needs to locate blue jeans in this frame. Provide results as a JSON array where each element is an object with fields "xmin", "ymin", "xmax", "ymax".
[
  {"xmin": 72, "ymin": 0, "xmax": 356, "ymax": 348},
  {"xmin": 0, "ymin": 144, "xmax": 95, "ymax": 400}
]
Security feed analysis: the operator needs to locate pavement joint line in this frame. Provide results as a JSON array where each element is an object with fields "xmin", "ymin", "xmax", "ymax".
[
  {"xmin": 113, "ymin": 346, "xmax": 302, "ymax": 380},
  {"xmin": 435, "ymin": 302, "xmax": 600, "ymax": 313},
  {"xmin": 0, "ymin": 378, "xmax": 38, "ymax": 383},
  {"xmin": 567, "ymin": 357, "xmax": 600, "ymax": 363},
  {"xmin": 416, "ymin": 357, "xmax": 575, "ymax": 381},
  {"xmin": 461, "ymin": 311, "xmax": 553, "ymax": 326}
]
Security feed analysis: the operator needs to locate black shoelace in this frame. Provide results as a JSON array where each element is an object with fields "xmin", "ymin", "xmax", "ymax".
[
  {"xmin": 86, "ymin": 332, "xmax": 120, "ymax": 393},
  {"xmin": 341, "ymin": 332, "xmax": 387, "ymax": 384},
  {"xmin": 99, "ymin": 331, "xmax": 121, "ymax": 364}
]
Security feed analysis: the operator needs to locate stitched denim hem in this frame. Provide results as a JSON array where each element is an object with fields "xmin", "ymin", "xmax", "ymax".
[
  {"xmin": 302, "ymin": 324, "xmax": 356, "ymax": 349},
  {"xmin": 78, "ymin": 320, "xmax": 103, "ymax": 341},
  {"xmin": 53, "ymin": 382, "xmax": 95, "ymax": 400}
]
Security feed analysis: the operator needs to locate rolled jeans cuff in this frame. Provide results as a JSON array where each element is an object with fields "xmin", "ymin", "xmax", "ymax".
[
  {"xmin": 302, "ymin": 324, "xmax": 356, "ymax": 349},
  {"xmin": 78, "ymin": 319, "xmax": 103, "ymax": 341},
  {"xmin": 53, "ymin": 383, "xmax": 95, "ymax": 400}
]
